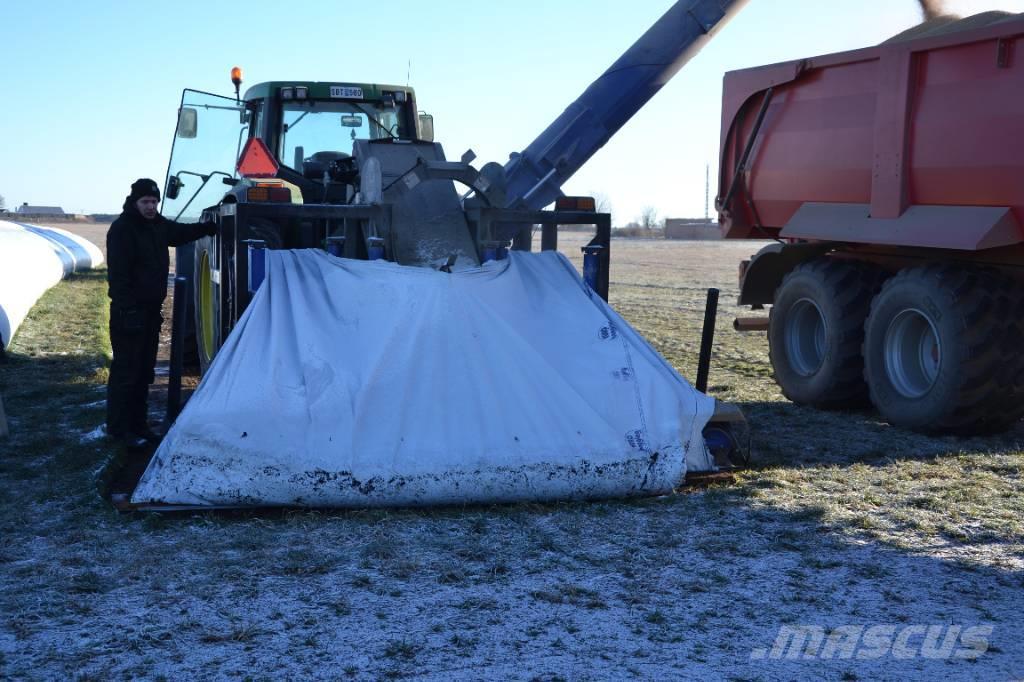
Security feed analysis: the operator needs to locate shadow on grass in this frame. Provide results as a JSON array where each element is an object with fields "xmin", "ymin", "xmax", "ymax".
[
  {"xmin": 1, "ymin": 352, "xmax": 109, "ymax": 409},
  {"xmin": 1, "ymin": 345, "xmax": 112, "ymax": 496},
  {"xmin": 735, "ymin": 398, "xmax": 1024, "ymax": 469},
  {"xmin": 66, "ymin": 268, "xmax": 108, "ymax": 283},
  {"xmin": 704, "ymin": 398, "xmax": 1024, "ymax": 564}
]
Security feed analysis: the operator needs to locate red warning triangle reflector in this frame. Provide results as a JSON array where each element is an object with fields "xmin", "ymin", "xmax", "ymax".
[{"xmin": 237, "ymin": 137, "xmax": 279, "ymax": 178}]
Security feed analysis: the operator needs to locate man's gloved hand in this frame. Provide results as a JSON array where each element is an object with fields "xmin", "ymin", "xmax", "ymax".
[{"xmin": 202, "ymin": 220, "xmax": 219, "ymax": 237}]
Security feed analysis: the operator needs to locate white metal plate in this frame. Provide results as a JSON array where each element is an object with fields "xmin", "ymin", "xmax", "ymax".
[{"xmin": 330, "ymin": 86, "xmax": 364, "ymax": 99}]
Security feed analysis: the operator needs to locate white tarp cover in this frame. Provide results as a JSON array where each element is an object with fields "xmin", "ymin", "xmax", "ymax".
[
  {"xmin": 133, "ymin": 249, "xmax": 716, "ymax": 507},
  {"xmin": 0, "ymin": 220, "xmax": 104, "ymax": 350}
]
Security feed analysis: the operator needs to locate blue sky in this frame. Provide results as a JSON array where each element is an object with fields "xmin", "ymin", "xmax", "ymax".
[{"xmin": 1, "ymin": 0, "xmax": 1020, "ymax": 224}]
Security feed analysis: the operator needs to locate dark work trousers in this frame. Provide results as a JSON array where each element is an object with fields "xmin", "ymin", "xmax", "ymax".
[{"xmin": 106, "ymin": 303, "xmax": 163, "ymax": 436}]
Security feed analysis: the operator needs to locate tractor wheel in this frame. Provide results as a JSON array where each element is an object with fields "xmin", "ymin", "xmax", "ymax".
[
  {"xmin": 193, "ymin": 236, "xmax": 221, "ymax": 375},
  {"xmin": 768, "ymin": 259, "xmax": 885, "ymax": 408},
  {"xmin": 862, "ymin": 265, "xmax": 1019, "ymax": 434}
]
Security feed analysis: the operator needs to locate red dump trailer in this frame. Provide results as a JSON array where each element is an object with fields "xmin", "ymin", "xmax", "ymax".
[{"xmin": 717, "ymin": 11, "xmax": 1024, "ymax": 434}]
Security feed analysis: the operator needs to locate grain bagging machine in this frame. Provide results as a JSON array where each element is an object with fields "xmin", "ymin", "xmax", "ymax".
[{"xmin": 124, "ymin": 0, "xmax": 750, "ymax": 509}]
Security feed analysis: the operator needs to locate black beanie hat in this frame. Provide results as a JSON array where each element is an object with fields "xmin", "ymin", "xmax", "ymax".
[{"xmin": 128, "ymin": 178, "xmax": 161, "ymax": 203}]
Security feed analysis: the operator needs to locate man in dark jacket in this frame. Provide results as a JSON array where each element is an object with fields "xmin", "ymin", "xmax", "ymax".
[{"xmin": 106, "ymin": 178, "xmax": 216, "ymax": 448}]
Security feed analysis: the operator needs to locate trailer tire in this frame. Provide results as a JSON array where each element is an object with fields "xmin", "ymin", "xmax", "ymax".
[
  {"xmin": 769, "ymin": 259, "xmax": 884, "ymax": 408},
  {"xmin": 997, "ymin": 288, "xmax": 1024, "ymax": 427},
  {"xmin": 862, "ymin": 265, "xmax": 1018, "ymax": 434}
]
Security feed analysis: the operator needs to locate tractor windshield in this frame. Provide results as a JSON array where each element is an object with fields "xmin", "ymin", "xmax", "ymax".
[
  {"xmin": 278, "ymin": 100, "xmax": 405, "ymax": 174},
  {"xmin": 162, "ymin": 89, "xmax": 250, "ymax": 223}
]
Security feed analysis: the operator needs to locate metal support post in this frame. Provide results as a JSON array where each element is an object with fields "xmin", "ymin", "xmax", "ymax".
[
  {"xmin": 541, "ymin": 222, "xmax": 558, "ymax": 251},
  {"xmin": 166, "ymin": 276, "xmax": 188, "ymax": 425},
  {"xmin": 580, "ymin": 213, "xmax": 611, "ymax": 301},
  {"xmin": 326, "ymin": 236, "xmax": 346, "ymax": 257},
  {"xmin": 367, "ymin": 237, "xmax": 385, "ymax": 260},
  {"xmin": 243, "ymin": 239, "xmax": 267, "ymax": 293},
  {"xmin": 581, "ymin": 245, "xmax": 604, "ymax": 294},
  {"xmin": 696, "ymin": 288, "xmax": 720, "ymax": 393},
  {"xmin": 511, "ymin": 225, "xmax": 533, "ymax": 252}
]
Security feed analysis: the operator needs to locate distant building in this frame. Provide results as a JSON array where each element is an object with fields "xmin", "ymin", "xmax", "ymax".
[
  {"xmin": 16, "ymin": 203, "xmax": 64, "ymax": 216},
  {"xmin": 664, "ymin": 218, "xmax": 720, "ymax": 240}
]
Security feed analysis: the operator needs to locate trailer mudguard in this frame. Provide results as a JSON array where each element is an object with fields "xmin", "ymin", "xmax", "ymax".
[
  {"xmin": 738, "ymin": 241, "xmax": 832, "ymax": 306},
  {"xmin": 780, "ymin": 203, "xmax": 1023, "ymax": 251}
]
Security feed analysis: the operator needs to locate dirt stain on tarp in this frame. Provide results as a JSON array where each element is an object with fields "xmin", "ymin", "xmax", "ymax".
[{"xmin": 139, "ymin": 441, "xmax": 682, "ymax": 508}]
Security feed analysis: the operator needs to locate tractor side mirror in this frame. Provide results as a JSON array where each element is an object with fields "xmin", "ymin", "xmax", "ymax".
[
  {"xmin": 177, "ymin": 107, "xmax": 198, "ymax": 139},
  {"xmin": 341, "ymin": 115, "xmax": 363, "ymax": 128},
  {"xmin": 166, "ymin": 175, "xmax": 184, "ymax": 200},
  {"xmin": 418, "ymin": 112, "xmax": 434, "ymax": 142}
]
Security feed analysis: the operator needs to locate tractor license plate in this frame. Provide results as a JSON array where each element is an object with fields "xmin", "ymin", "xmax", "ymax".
[{"xmin": 330, "ymin": 86, "xmax": 364, "ymax": 99}]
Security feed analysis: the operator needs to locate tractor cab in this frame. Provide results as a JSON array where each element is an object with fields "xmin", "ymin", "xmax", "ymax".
[
  {"xmin": 238, "ymin": 81, "xmax": 433, "ymax": 205},
  {"xmin": 162, "ymin": 78, "xmax": 431, "ymax": 221}
]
